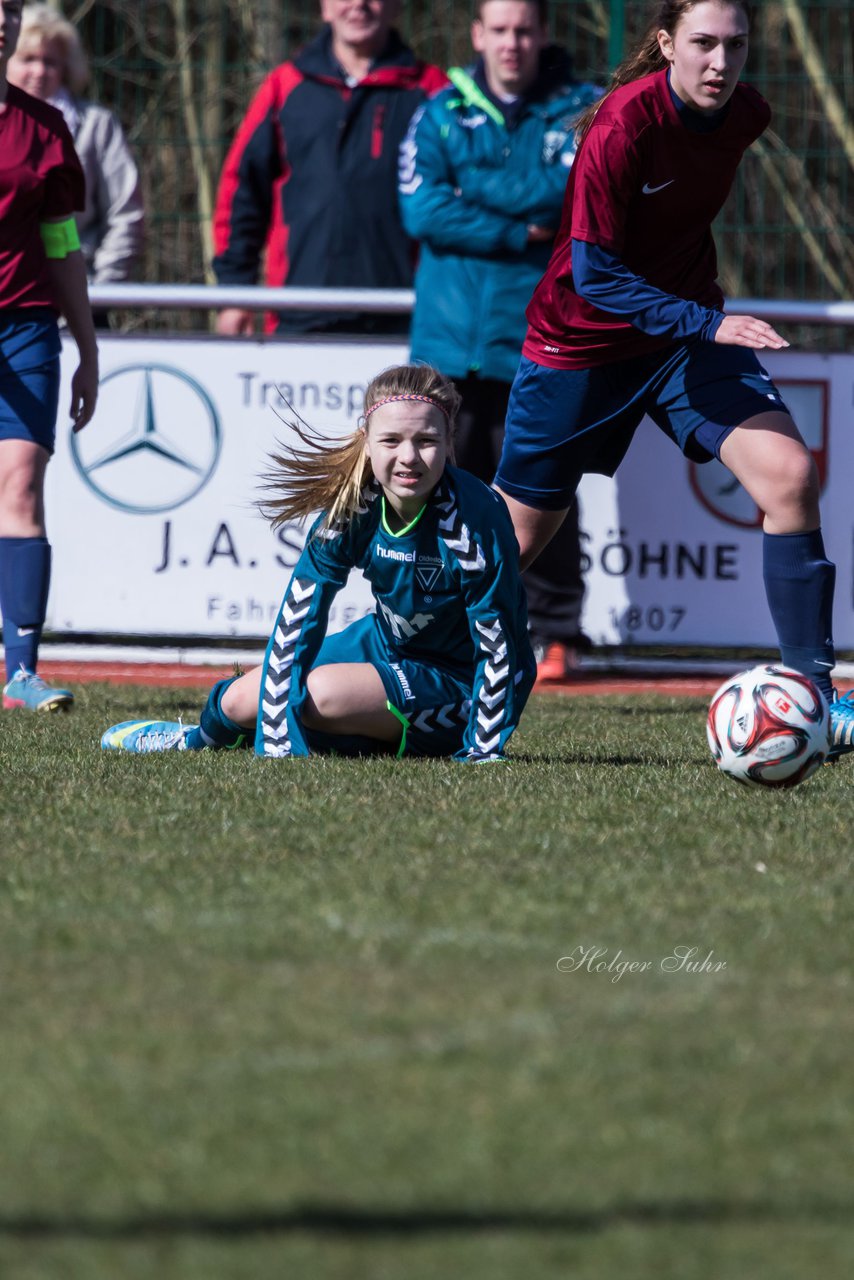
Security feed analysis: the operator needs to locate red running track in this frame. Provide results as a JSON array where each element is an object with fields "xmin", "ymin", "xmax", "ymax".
[{"xmin": 39, "ymin": 660, "xmax": 853, "ymax": 699}]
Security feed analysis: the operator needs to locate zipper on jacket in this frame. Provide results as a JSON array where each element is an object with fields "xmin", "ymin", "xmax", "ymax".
[{"xmin": 371, "ymin": 104, "xmax": 386, "ymax": 159}]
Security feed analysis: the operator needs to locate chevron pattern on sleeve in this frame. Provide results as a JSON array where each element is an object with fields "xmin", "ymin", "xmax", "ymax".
[
  {"xmin": 471, "ymin": 617, "xmax": 510, "ymax": 757},
  {"xmin": 410, "ymin": 698, "xmax": 472, "ymax": 735},
  {"xmin": 435, "ymin": 492, "xmax": 486, "ymax": 573},
  {"xmin": 259, "ymin": 575, "xmax": 317, "ymax": 757}
]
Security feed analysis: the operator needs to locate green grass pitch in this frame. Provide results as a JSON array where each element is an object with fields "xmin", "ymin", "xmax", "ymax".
[{"xmin": 2, "ymin": 683, "xmax": 853, "ymax": 1279}]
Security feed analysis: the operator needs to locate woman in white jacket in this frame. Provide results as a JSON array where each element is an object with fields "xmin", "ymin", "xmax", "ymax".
[{"xmin": 8, "ymin": 3, "xmax": 144, "ymax": 299}]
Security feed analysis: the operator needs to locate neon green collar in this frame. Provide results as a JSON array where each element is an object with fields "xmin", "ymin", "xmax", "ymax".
[{"xmin": 381, "ymin": 496, "xmax": 428, "ymax": 538}]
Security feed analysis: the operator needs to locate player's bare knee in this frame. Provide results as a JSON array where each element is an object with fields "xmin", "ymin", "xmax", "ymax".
[
  {"xmin": 221, "ymin": 674, "xmax": 259, "ymax": 727},
  {"xmin": 0, "ymin": 474, "xmax": 39, "ymax": 524},
  {"xmin": 303, "ymin": 669, "xmax": 340, "ymax": 726},
  {"xmin": 773, "ymin": 451, "xmax": 820, "ymax": 525}
]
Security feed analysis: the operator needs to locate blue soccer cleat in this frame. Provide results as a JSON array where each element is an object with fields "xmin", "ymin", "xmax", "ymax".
[
  {"xmin": 3, "ymin": 668, "xmax": 74, "ymax": 712},
  {"xmin": 828, "ymin": 690, "xmax": 854, "ymax": 762},
  {"xmin": 101, "ymin": 720, "xmax": 198, "ymax": 753}
]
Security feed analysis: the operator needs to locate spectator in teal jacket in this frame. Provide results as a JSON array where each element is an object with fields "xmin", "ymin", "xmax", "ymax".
[{"xmin": 399, "ymin": 0, "xmax": 601, "ymax": 679}]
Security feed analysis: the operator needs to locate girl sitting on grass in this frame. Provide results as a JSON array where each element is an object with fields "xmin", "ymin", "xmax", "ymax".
[{"xmin": 102, "ymin": 364, "xmax": 535, "ymax": 762}]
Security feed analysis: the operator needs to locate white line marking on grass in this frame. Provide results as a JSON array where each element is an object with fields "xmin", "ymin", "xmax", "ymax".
[
  {"xmin": 319, "ymin": 911, "xmax": 538, "ymax": 953},
  {"xmin": 217, "ymin": 1009, "xmax": 560, "ymax": 1075}
]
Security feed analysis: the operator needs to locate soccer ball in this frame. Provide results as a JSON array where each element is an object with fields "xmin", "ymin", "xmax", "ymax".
[{"xmin": 707, "ymin": 664, "xmax": 831, "ymax": 789}]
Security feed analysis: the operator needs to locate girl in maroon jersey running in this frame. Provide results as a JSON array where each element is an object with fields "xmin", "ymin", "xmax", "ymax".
[{"xmin": 493, "ymin": 0, "xmax": 854, "ymax": 758}]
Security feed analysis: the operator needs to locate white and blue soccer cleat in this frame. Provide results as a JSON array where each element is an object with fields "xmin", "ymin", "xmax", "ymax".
[
  {"xmin": 828, "ymin": 690, "xmax": 854, "ymax": 762},
  {"xmin": 101, "ymin": 720, "xmax": 198, "ymax": 753},
  {"xmin": 3, "ymin": 667, "xmax": 74, "ymax": 712}
]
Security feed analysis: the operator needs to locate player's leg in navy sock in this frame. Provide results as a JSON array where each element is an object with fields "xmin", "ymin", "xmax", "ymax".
[
  {"xmin": 763, "ymin": 528, "xmax": 835, "ymax": 702},
  {"xmin": 0, "ymin": 535, "xmax": 51, "ymax": 679},
  {"xmin": 184, "ymin": 675, "xmax": 250, "ymax": 750}
]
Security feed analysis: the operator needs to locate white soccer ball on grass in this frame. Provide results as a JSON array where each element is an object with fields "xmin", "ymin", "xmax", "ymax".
[{"xmin": 706, "ymin": 663, "xmax": 830, "ymax": 789}]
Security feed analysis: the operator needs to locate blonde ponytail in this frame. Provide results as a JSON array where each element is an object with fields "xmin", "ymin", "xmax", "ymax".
[{"xmin": 259, "ymin": 423, "xmax": 371, "ymax": 531}]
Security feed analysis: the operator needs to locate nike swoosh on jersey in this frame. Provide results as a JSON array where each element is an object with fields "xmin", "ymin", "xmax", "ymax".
[{"xmin": 642, "ymin": 180, "xmax": 675, "ymax": 194}]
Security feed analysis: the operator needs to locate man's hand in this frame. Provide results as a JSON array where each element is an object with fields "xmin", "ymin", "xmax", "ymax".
[
  {"xmin": 526, "ymin": 224, "xmax": 555, "ymax": 244},
  {"xmin": 216, "ymin": 308, "xmax": 257, "ymax": 336}
]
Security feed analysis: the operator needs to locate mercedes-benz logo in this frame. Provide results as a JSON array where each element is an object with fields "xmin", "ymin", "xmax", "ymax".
[{"xmin": 70, "ymin": 363, "xmax": 222, "ymax": 514}]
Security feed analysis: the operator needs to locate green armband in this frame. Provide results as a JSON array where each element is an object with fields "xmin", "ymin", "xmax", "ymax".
[{"xmin": 40, "ymin": 218, "xmax": 81, "ymax": 259}]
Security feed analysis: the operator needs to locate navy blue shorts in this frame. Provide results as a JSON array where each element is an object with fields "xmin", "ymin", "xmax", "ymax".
[
  {"xmin": 311, "ymin": 615, "xmax": 473, "ymax": 758},
  {"xmin": 495, "ymin": 342, "xmax": 790, "ymax": 510},
  {"xmin": 0, "ymin": 309, "xmax": 62, "ymax": 454}
]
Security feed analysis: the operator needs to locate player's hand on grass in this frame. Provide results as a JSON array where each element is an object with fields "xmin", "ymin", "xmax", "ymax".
[{"xmin": 715, "ymin": 314, "xmax": 790, "ymax": 350}]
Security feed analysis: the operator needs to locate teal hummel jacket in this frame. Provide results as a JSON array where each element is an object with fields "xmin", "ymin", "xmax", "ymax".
[
  {"xmin": 399, "ymin": 50, "xmax": 601, "ymax": 381},
  {"xmin": 256, "ymin": 467, "xmax": 534, "ymax": 762}
]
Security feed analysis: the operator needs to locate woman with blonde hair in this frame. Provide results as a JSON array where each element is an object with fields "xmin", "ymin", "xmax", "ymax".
[
  {"xmin": 102, "ymin": 365, "xmax": 535, "ymax": 762},
  {"xmin": 7, "ymin": 3, "xmax": 144, "ymax": 298}
]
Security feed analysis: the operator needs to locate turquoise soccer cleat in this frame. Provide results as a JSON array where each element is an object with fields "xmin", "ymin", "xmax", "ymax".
[
  {"xmin": 3, "ymin": 668, "xmax": 74, "ymax": 712},
  {"xmin": 828, "ymin": 690, "xmax": 854, "ymax": 762},
  {"xmin": 101, "ymin": 720, "xmax": 198, "ymax": 753}
]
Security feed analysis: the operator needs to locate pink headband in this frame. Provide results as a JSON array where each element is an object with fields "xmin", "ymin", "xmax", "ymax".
[{"xmin": 364, "ymin": 393, "xmax": 449, "ymax": 421}]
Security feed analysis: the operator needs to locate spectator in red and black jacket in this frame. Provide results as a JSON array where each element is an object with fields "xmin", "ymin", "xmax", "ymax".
[{"xmin": 212, "ymin": 0, "xmax": 446, "ymax": 337}]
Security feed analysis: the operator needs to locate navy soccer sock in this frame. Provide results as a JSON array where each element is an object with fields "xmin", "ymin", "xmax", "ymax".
[
  {"xmin": 762, "ymin": 529, "xmax": 835, "ymax": 702},
  {"xmin": 183, "ymin": 676, "xmax": 250, "ymax": 750},
  {"xmin": 0, "ymin": 536, "xmax": 51, "ymax": 681}
]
